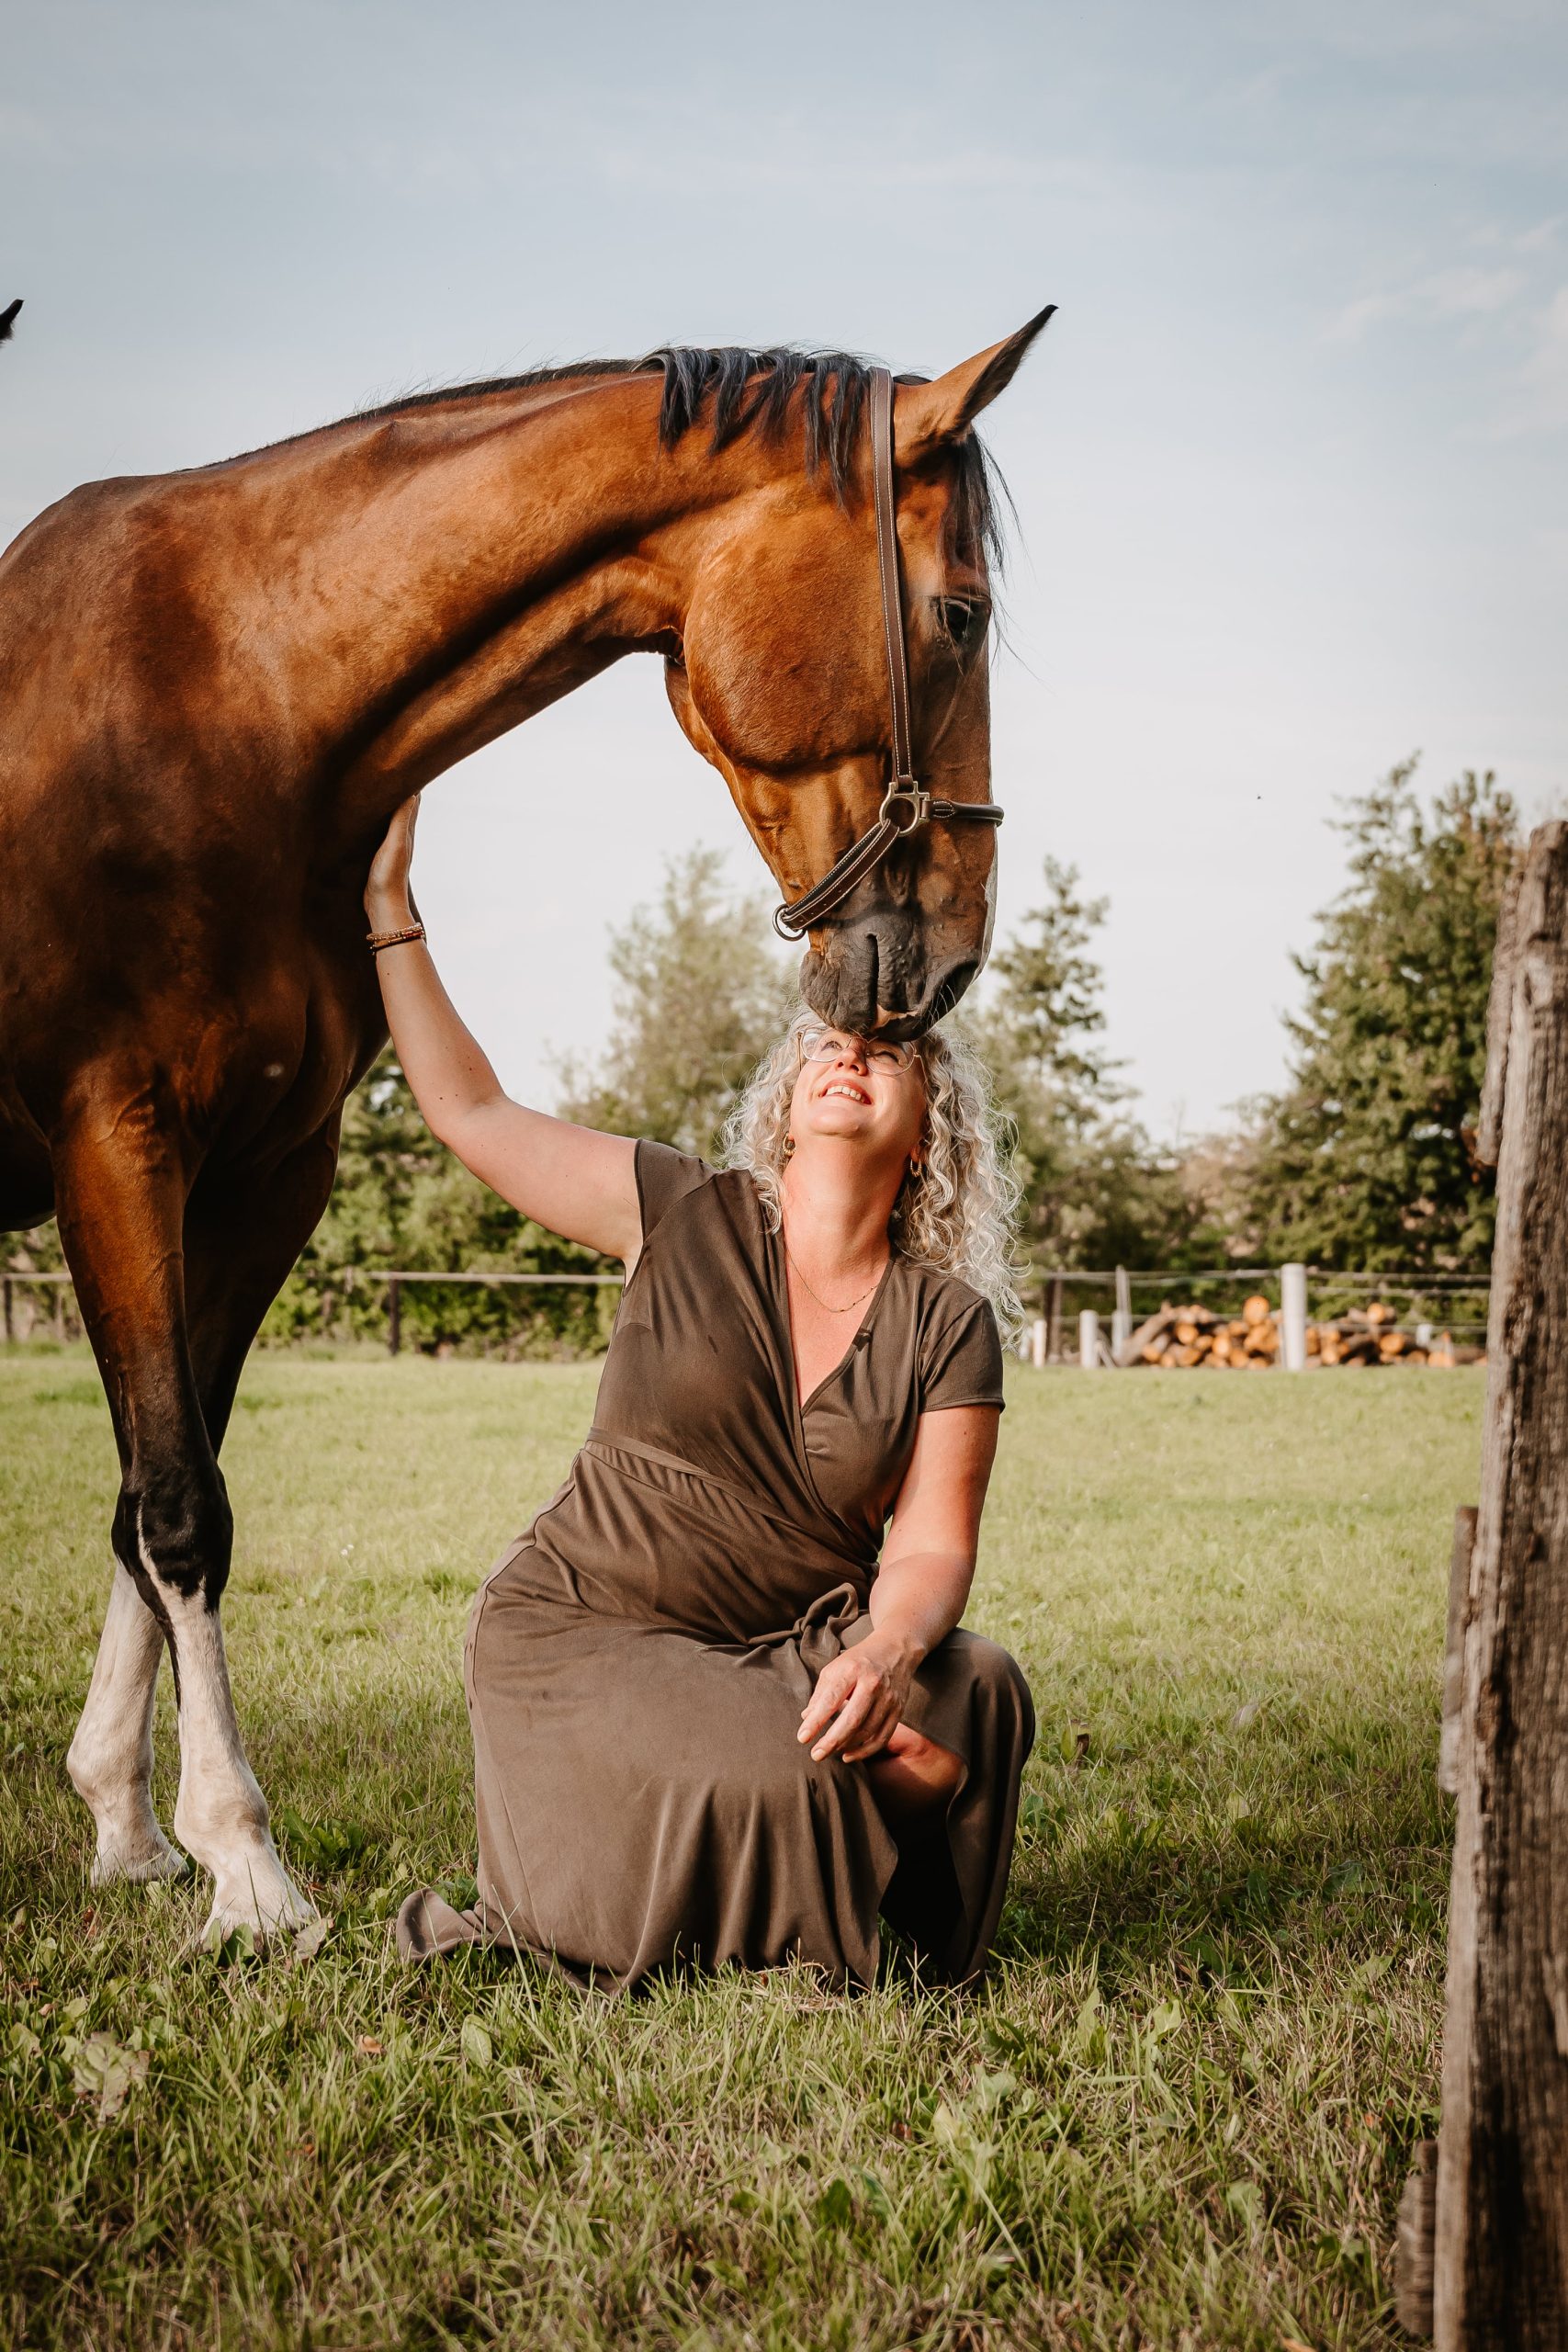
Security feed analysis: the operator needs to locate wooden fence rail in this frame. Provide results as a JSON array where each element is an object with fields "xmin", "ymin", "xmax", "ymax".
[
  {"xmin": 2, "ymin": 1268, "xmax": 74, "ymax": 1344},
  {"xmin": 3, "ymin": 1260, "xmax": 1494, "ymax": 1362},
  {"xmin": 378, "ymin": 1269, "xmax": 625, "ymax": 1355},
  {"xmin": 0, "ymin": 1264, "xmax": 626, "ymax": 1355}
]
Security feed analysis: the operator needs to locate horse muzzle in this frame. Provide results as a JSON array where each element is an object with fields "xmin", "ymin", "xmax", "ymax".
[{"xmin": 797, "ymin": 919, "xmax": 981, "ymax": 1041}]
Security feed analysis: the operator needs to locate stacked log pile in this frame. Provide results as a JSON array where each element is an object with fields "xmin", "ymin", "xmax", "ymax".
[{"xmin": 1115, "ymin": 1295, "xmax": 1483, "ymax": 1370}]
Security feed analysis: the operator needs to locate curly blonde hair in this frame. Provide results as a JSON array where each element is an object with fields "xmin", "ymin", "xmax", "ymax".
[{"xmin": 718, "ymin": 1008, "xmax": 1025, "ymax": 1344}]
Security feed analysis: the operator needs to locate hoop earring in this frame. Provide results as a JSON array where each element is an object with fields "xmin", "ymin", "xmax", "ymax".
[{"xmin": 783, "ymin": 1134, "xmax": 795, "ymax": 1158}]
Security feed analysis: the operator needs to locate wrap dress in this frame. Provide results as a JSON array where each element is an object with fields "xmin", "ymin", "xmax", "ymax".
[{"xmin": 397, "ymin": 1141, "xmax": 1035, "ymax": 1991}]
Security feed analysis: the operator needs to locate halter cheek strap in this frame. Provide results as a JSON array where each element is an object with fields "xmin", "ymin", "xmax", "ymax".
[{"xmin": 773, "ymin": 365, "xmax": 1003, "ymax": 943}]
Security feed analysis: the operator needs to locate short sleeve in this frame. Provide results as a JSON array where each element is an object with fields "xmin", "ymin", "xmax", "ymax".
[
  {"xmin": 920, "ymin": 1294, "xmax": 1006, "ymax": 1413},
  {"xmin": 634, "ymin": 1138, "xmax": 714, "ymax": 1247}
]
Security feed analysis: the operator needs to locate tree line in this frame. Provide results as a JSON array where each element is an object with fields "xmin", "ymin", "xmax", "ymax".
[
  {"xmin": 5, "ymin": 760, "xmax": 1520, "ymax": 1352},
  {"xmin": 983, "ymin": 757, "xmax": 1516, "ymax": 1281}
]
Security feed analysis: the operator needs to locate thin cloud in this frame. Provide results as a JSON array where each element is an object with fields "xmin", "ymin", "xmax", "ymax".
[
  {"xmin": 1327, "ymin": 265, "xmax": 1528, "ymax": 343},
  {"xmin": 1498, "ymin": 284, "xmax": 1568, "ymax": 433}
]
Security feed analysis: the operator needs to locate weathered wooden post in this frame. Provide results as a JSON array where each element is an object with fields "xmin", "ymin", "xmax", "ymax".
[
  {"xmin": 1045, "ymin": 1272, "xmax": 1064, "ymax": 1365},
  {"xmin": 2, "ymin": 1275, "xmax": 11, "ymax": 1343},
  {"xmin": 1438, "ymin": 1509, "xmax": 1478, "ymax": 1802},
  {"xmin": 1429, "ymin": 824, "xmax": 1568, "ymax": 2346},
  {"xmin": 387, "ymin": 1275, "xmax": 402, "ymax": 1357}
]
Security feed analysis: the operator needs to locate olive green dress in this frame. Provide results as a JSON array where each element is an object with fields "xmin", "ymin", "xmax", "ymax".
[{"xmin": 397, "ymin": 1142, "xmax": 1034, "ymax": 1991}]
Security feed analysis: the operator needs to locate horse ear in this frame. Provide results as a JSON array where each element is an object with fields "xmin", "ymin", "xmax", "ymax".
[
  {"xmin": 0, "ymin": 300, "xmax": 21, "ymax": 345},
  {"xmin": 894, "ymin": 304, "xmax": 1055, "ymax": 457}
]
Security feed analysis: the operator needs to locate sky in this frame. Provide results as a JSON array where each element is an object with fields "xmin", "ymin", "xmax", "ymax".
[{"xmin": 4, "ymin": 0, "xmax": 1566, "ymax": 1136}]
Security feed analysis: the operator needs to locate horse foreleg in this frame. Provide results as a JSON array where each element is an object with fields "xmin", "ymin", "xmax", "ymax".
[
  {"xmin": 161, "ymin": 1581, "xmax": 313, "ymax": 1939},
  {"xmin": 55, "ymin": 1101, "xmax": 314, "ymax": 1940}
]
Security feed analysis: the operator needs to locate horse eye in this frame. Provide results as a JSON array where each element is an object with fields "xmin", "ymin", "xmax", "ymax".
[{"xmin": 936, "ymin": 598, "xmax": 985, "ymax": 650}]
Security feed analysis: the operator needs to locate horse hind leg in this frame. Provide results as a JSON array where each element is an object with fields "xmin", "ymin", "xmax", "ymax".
[
  {"xmin": 67, "ymin": 1560, "xmax": 186, "ymax": 1884},
  {"xmin": 56, "ymin": 1099, "xmax": 316, "ymax": 1940},
  {"xmin": 176, "ymin": 1129, "xmax": 347, "ymax": 1937}
]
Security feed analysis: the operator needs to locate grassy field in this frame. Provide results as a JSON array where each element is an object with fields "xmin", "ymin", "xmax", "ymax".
[{"xmin": 0, "ymin": 1349, "xmax": 1481, "ymax": 2351}]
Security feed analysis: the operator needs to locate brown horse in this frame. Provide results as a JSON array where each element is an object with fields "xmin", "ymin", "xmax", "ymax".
[{"xmin": 0, "ymin": 309, "xmax": 1053, "ymax": 1938}]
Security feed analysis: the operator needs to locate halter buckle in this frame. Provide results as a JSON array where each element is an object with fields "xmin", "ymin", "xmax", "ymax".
[{"xmin": 879, "ymin": 781, "xmax": 930, "ymax": 835}]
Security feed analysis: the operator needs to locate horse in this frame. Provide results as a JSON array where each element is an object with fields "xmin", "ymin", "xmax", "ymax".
[{"xmin": 0, "ymin": 308, "xmax": 1054, "ymax": 1939}]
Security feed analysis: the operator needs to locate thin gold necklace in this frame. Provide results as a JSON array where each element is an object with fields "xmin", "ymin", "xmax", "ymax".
[{"xmin": 783, "ymin": 1236, "xmax": 887, "ymax": 1316}]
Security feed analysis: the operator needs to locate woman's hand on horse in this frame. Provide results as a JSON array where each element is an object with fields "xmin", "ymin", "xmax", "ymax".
[
  {"xmin": 798, "ymin": 1636, "xmax": 915, "ymax": 1765},
  {"xmin": 366, "ymin": 792, "xmax": 422, "ymax": 927}
]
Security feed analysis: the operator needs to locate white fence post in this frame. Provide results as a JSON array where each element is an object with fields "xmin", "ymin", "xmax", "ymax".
[
  {"xmin": 1079, "ymin": 1308, "xmax": 1100, "ymax": 1370},
  {"xmin": 1280, "ymin": 1261, "xmax": 1308, "ymax": 1371},
  {"xmin": 1111, "ymin": 1266, "xmax": 1132, "ymax": 1364},
  {"xmin": 1029, "ymin": 1316, "xmax": 1047, "ymax": 1368}
]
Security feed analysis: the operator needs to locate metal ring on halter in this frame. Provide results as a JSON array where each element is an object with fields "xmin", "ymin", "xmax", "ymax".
[{"xmin": 879, "ymin": 783, "xmax": 931, "ymax": 833}]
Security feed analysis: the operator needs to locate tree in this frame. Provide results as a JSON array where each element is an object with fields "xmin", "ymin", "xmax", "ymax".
[
  {"xmin": 556, "ymin": 847, "xmax": 797, "ymax": 1156},
  {"xmin": 970, "ymin": 857, "xmax": 1194, "ymax": 1270},
  {"xmin": 1243, "ymin": 761, "xmax": 1519, "ymax": 1272},
  {"xmin": 262, "ymin": 1051, "xmax": 614, "ymax": 1355},
  {"xmin": 977, "ymin": 855, "xmax": 1122, "ymax": 1108}
]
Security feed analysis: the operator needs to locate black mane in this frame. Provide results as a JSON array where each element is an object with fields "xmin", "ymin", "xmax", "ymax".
[
  {"xmin": 354, "ymin": 345, "xmax": 1009, "ymax": 571},
  {"xmin": 649, "ymin": 346, "xmax": 870, "ymax": 495}
]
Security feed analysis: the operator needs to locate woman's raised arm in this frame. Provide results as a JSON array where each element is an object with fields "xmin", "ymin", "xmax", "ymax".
[{"xmin": 364, "ymin": 796, "xmax": 641, "ymax": 1263}]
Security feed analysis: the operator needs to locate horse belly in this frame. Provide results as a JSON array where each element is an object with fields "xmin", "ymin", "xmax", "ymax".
[{"xmin": 0, "ymin": 1116, "xmax": 53, "ymax": 1234}]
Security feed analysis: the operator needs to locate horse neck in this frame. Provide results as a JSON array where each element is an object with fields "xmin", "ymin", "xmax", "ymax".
[{"xmin": 221, "ymin": 373, "xmax": 748, "ymax": 842}]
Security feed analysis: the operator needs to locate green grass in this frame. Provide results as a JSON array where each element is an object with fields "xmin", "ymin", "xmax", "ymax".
[{"xmin": 0, "ymin": 1351, "xmax": 1479, "ymax": 2350}]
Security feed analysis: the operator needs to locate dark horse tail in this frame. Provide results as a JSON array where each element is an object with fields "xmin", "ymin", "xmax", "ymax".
[{"xmin": 1, "ymin": 300, "xmax": 21, "ymax": 345}]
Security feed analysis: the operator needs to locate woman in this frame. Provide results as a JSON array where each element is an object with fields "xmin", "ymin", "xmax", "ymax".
[{"xmin": 367, "ymin": 798, "xmax": 1034, "ymax": 1991}]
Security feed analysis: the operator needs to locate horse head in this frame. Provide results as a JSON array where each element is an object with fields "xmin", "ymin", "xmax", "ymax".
[{"xmin": 660, "ymin": 310, "xmax": 1053, "ymax": 1038}]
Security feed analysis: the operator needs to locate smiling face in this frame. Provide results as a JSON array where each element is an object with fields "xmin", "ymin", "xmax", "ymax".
[{"xmin": 787, "ymin": 1025, "xmax": 929, "ymax": 1173}]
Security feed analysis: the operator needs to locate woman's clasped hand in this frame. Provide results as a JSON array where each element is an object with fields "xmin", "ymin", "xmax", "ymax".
[{"xmin": 797, "ymin": 1635, "xmax": 916, "ymax": 1763}]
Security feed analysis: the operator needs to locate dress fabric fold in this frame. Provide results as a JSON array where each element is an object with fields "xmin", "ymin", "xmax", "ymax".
[{"xmin": 397, "ymin": 1141, "xmax": 1034, "ymax": 1993}]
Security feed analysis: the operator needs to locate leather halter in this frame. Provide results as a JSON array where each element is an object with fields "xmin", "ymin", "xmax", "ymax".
[{"xmin": 772, "ymin": 365, "xmax": 1004, "ymax": 942}]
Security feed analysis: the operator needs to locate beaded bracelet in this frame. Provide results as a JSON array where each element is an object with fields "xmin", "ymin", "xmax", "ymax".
[{"xmin": 367, "ymin": 922, "xmax": 427, "ymax": 955}]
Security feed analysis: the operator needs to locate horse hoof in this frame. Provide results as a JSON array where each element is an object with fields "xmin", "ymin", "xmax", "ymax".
[
  {"xmin": 91, "ymin": 1831, "xmax": 190, "ymax": 1887},
  {"xmin": 201, "ymin": 1868, "xmax": 320, "ymax": 1947}
]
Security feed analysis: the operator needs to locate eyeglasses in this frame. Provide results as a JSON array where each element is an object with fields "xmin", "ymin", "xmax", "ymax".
[{"xmin": 799, "ymin": 1025, "xmax": 916, "ymax": 1073}]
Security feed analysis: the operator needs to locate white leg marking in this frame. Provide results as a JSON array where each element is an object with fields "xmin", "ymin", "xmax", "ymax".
[
  {"xmin": 67, "ymin": 1561, "xmax": 186, "ymax": 1885},
  {"xmin": 141, "ymin": 1522, "xmax": 317, "ymax": 1939}
]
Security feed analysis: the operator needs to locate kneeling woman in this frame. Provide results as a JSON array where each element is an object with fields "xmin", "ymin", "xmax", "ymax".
[{"xmin": 369, "ymin": 800, "xmax": 1034, "ymax": 1991}]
